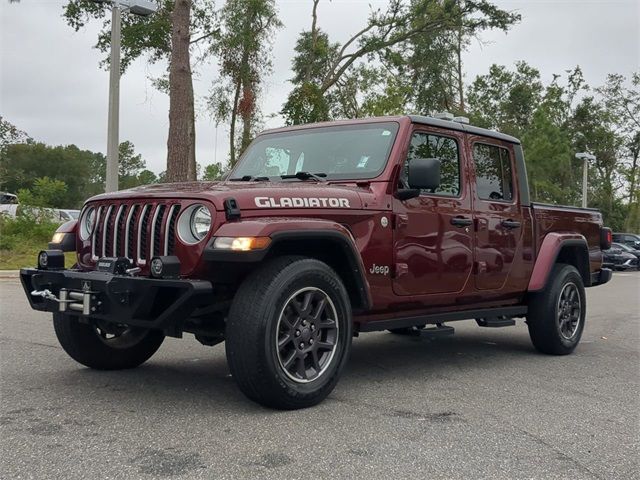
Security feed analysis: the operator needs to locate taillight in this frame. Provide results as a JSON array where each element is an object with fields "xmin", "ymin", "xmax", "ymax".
[{"xmin": 600, "ymin": 227, "xmax": 612, "ymax": 250}]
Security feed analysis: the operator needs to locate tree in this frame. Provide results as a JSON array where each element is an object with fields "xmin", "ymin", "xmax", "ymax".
[
  {"xmin": 16, "ymin": 177, "xmax": 68, "ymax": 208},
  {"xmin": 0, "ymin": 142, "xmax": 96, "ymax": 207},
  {"xmin": 467, "ymin": 62, "xmax": 544, "ymax": 137},
  {"xmin": 202, "ymin": 162, "xmax": 224, "ymax": 180},
  {"xmin": 596, "ymin": 73, "xmax": 640, "ymax": 231},
  {"xmin": 0, "ymin": 117, "xmax": 32, "ymax": 150},
  {"xmin": 209, "ymin": 0, "xmax": 282, "ymax": 165},
  {"xmin": 282, "ymin": 0, "xmax": 519, "ymax": 125},
  {"xmin": 63, "ymin": 0, "xmax": 218, "ymax": 181},
  {"xmin": 87, "ymin": 141, "xmax": 156, "ymax": 190}
]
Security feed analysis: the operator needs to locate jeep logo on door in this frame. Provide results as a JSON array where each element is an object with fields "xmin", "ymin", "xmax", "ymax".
[{"xmin": 255, "ymin": 197, "xmax": 351, "ymax": 208}]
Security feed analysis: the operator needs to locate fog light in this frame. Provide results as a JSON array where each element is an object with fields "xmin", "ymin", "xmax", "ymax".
[
  {"xmin": 149, "ymin": 256, "xmax": 180, "ymax": 279},
  {"xmin": 150, "ymin": 258, "xmax": 163, "ymax": 277},
  {"xmin": 38, "ymin": 250, "xmax": 65, "ymax": 270}
]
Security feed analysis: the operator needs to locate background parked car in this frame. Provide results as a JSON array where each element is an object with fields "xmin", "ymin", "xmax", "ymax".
[
  {"xmin": 612, "ymin": 233, "xmax": 640, "ymax": 250},
  {"xmin": 0, "ymin": 204, "xmax": 79, "ymax": 224},
  {"xmin": 612, "ymin": 242, "xmax": 640, "ymax": 270},
  {"xmin": 602, "ymin": 246, "xmax": 638, "ymax": 271}
]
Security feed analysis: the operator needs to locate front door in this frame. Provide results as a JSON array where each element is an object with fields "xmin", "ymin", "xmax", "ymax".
[
  {"xmin": 470, "ymin": 140, "xmax": 524, "ymax": 290},
  {"xmin": 392, "ymin": 128, "xmax": 474, "ymax": 296}
]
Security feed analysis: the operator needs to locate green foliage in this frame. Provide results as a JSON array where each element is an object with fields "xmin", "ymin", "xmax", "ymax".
[
  {"xmin": 467, "ymin": 62, "xmax": 544, "ymax": 136},
  {"xmin": 209, "ymin": 0, "xmax": 282, "ymax": 164},
  {"xmin": 16, "ymin": 177, "xmax": 68, "ymax": 208},
  {"xmin": 202, "ymin": 162, "xmax": 225, "ymax": 180},
  {"xmin": 468, "ymin": 63, "xmax": 639, "ymax": 231},
  {"xmin": 63, "ymin": 0, "xmax": 217, "ymax": 72},
  {"xmin": 0, "ymin": 210, "xmax": 58, "ymax": 251},
  {"xmin": 282, "ymin": 0, "xmax": 520, "ymax": 125},
  {"xmin": 0, "ymin": 142, "xmax": 97, "ymax": 208},
  {"xmin": 281, "ymin": 83, "xmax": 330, "ymax": 126},
  {"xmin": 0, "ymin": 116, "xmax": 32, "ymax": 151},
  {"xmin": 0, "ymin": 136, "xmax": 158, "ymax": 208}
]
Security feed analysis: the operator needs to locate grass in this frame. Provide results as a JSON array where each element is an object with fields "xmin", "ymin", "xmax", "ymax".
[
  {"xmin": 0, "ymin": 243, "xmax": 76, "ymax": 270},
  {"xmin": 0, "ymin": 212, "xmax": 75, "ymax": 270}
]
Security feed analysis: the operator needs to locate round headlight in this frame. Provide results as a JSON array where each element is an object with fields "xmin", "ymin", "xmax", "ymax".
[
  {"xmin": 190, "ymin": 206, "xmax": 212, "ymax": 240},
  {"xmin": 79, "ymin": 207, "xmax": 96, "ymax": 240},
  {"xmin": 177, "ymin": 204, "xmax": 213, "ymax": 245}
]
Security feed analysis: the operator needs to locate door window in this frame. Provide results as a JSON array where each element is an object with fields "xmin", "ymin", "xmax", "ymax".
[
  {"xmin": 473, "ymin": 143, "xmax": 514, "ymax": 201},
  {"xmin": 401, "ymin": 132, "xmax": 461, "ymax": 196}
]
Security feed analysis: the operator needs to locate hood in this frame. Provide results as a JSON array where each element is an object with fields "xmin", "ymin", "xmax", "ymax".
[{"xmin": 86, "ymin": 180, "xmax": 366, "ymax": 212}]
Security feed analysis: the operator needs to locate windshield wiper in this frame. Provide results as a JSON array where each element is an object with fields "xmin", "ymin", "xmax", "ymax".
[
  {"xmin": 229, "ymin": 175, "xmax": 270, "ymax": 182},
  {"xmin": 280, "ymin": 171, "xmax": 327, "ymax": 182}
]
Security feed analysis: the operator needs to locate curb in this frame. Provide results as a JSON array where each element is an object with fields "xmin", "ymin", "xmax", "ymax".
[{"xmin": 0, "ymin": 270, "xmax": 19, "ymax": 279}]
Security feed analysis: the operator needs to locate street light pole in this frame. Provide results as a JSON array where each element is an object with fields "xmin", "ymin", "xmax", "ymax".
[
  {"xmin": 105, "ymin": 2, "xmax": 121, "ymax": 193},
  {"xmin": 91, "ymin": 0, "xmax": 157, "ymax": 193},
  {"xmin": 575, "ymin": 152, "xmax": 596, "ymax": 208}
]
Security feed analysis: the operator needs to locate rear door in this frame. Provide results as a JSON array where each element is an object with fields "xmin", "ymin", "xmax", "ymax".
[{"xmin": 470, "ymin": 140, "xmax": 524, "ymax": 290}]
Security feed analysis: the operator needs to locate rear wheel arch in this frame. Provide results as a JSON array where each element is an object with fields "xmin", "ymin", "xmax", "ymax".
[
  {"xmin": 528, "ymin": 235, "xmax": 591, "ymax": 292},
  {"xmin": 555, "ymin": 243, "xmax": 590, "ymax": 286}
]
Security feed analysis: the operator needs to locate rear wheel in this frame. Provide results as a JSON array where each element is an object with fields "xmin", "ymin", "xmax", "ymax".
[
  {"xmin": 225, "ymin": 256, "xmax": 352, "ymax": 410},
  {"xmin": 527, "ymin": 263, "xmax": 586, "ymax": 355},
  {"xmin": 53, "ymin": 314, "xmax": 164, "ymax": 370}
]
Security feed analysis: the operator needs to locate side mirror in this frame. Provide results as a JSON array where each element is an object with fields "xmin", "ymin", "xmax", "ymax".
[
  {"xmin": 409, "ymin": 158, "xmax": 441, "ymax": 190},
  {"xmin": 396, "ymin": 158, "xmax": 441, "ymax": 201}
]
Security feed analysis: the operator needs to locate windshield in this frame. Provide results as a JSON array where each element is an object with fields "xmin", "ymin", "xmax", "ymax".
[{"xmin": 231, "ymin": 122, "xmax": 399, "ymax": 181}]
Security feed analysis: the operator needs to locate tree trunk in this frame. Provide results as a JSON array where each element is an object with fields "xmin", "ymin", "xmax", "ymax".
[
  {"xmin": 166, "ymin": 0, "xmax": 196, "ymax": 182},
  {"xmin": 456, "ymin": 29, "xmax": 464, "ymax": 112},
  {"xmin": 229, "ymin": 80, "xmax": 241, "ymax": 166}
]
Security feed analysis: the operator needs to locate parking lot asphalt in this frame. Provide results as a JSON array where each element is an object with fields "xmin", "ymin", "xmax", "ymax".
[{"xmin": 1, "ymin": 272, "xmax": 639, "ymax": 479}]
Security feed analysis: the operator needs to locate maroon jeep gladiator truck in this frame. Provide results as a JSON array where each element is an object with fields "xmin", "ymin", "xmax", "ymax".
[{"xmin": 21, "ymin": 115, "xmax": 613, "ymax": 410}]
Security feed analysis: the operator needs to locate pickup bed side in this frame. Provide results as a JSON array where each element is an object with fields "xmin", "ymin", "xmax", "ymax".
[{"xmin": 528, "ymin": 203, "xmax": 604, "ymax": 291}]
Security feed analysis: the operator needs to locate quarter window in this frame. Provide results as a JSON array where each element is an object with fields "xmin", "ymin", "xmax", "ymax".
[
  {"xmin": 402, "ymin": 132, "xmax": 461, "ymax": 196},
  {"xmin": 473, "ymin": 143, "xmax": 514, "ymax": 201}
]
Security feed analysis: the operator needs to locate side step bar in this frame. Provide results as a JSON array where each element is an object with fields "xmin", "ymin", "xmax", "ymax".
[
  {"xmin": 359, "ymin": 306, "xmax": 527, "ymax": 333},
  {"xmin": 476, "ymin": 316, "xmax": 516, "ymax": 328}
]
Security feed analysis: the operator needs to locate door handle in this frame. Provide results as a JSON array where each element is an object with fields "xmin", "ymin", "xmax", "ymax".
[
  {"xmin": 450, "ymin": 216, "xmax": 473, "ymax": 227},
  {"xmin": 501, "ymin": 219, "xmax": 521, "ymax": 229}
]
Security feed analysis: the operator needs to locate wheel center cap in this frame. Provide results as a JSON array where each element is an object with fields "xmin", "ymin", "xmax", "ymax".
[{"xmin": 301, "ymin": 328, "xmax": 312, "ymax": 342}]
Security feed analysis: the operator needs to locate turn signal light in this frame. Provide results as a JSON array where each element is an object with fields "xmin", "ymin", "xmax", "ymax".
[{"xmin": 212, "ymin": 236, "xmax": 271, "ymax": 251}]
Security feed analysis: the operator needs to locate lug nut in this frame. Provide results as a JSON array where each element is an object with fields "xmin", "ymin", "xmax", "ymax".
[
  {"xmin": 300, "ymin": 343, "xmax": 305, "ymax": 349},
  {"xmin": 295, "ymin": 330, "xmax": 301, "ymax": 337},
  {"xmin": 309, "ymin": 339, "xmax": 314, "ymax": 345}
]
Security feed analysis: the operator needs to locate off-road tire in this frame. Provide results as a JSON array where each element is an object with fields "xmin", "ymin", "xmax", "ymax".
[
  {"xmin": 225, "ymin": 256, "xmax": 352, "ymax": 410},
  {"xmin": 53, "ymin": 313, "xmax": 165, "ymax": 370},
  {"xmin": 527, "ymin": 263, "xmax": 586, "ymax": 355}
]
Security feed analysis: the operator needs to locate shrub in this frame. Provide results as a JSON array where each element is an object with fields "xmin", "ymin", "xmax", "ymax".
[{"xmin": 0, "ymin": 210, "xmax": 58, "ymax": 251}]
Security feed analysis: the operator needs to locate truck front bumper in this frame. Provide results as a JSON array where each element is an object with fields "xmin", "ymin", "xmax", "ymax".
[{"xmin": 20, "ymin": 268, "xmax": 213, "ymax": 335}]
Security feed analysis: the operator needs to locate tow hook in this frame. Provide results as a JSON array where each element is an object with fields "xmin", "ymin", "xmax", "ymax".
[{"xmin": 31, "ymin": 289, "xmax": 99, "ymax": 315}]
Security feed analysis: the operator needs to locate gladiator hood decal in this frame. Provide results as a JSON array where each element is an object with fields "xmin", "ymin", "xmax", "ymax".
[{"xmin": 86, "ymin": 181, "xmax": 364, "ymax": 211}]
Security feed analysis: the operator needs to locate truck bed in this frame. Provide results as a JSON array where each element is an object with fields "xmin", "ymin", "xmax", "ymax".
[{"xmin": 531, "ymin": 202, "xmax": 603, "ymax": 272}]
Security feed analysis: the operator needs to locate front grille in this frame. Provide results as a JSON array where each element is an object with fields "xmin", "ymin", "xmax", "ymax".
[{"xmin": 90, "ymin": 202, "xmax": 179, "ymax": 265}]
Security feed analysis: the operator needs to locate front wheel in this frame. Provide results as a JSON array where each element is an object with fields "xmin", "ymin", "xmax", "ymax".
[
  {"xmin": 225, "ymin": 256, "xmax": 352, "ymax": 410},
  {"xmin": 53, "ymin": 314, "xmax": 165, "ymax": 370},
  {"xmin": 526, "ymin": 263, "xmax": 586, "ymax": 355}
]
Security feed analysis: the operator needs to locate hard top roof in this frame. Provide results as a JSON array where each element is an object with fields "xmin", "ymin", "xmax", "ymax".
[
  {"xmin": 261, "ymin": 115, "xmax": 521, "ymax": 145},
  {"xmin": 408, "ymin": 115, "xmax": 520, "ymax": 144}
]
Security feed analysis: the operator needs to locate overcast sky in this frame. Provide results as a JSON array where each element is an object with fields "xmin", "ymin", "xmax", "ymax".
[{"xmin": 1, "ymin": 0, "xmax": 638, "ymax": 175}]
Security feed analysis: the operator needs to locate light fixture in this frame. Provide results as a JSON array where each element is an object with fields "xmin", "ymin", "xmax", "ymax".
[
  {"xmin": 149, "ymin": 256, "xmax": 180, "ymax": 279},
  {"xmin": 37, "ymin": 250, "xmax": 65, "ymax": 270},
  {"xmin": 212, "ymin": 237, "xmax": 271, "ymax": 251}
]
